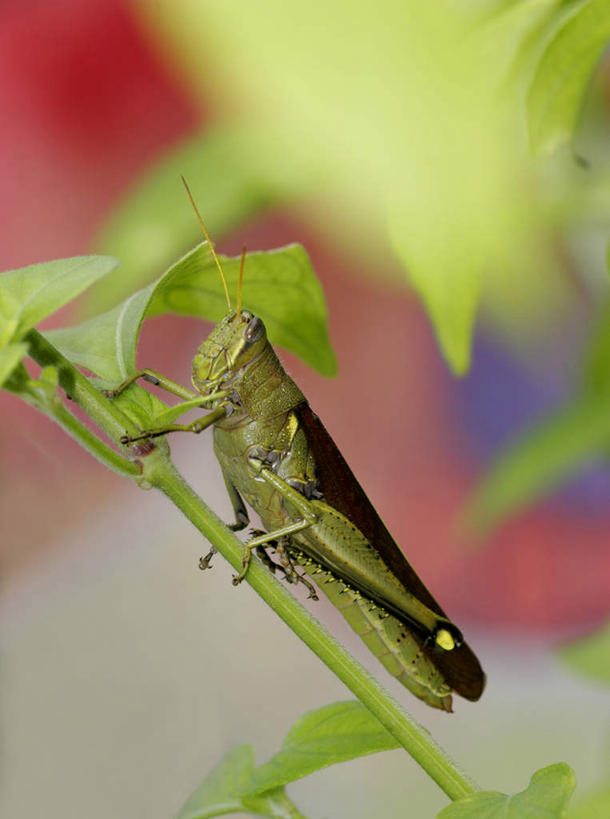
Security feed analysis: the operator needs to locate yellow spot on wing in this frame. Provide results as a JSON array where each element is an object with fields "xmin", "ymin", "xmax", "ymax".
[{"xmin": 435, "ymin": 629, "xmax": 456, "ymax": 651}]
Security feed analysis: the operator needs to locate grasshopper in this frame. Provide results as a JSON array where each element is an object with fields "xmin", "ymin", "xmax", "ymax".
[{"xmin": 107, "ymin": 180, "xmax": 485, "ymax": 712}]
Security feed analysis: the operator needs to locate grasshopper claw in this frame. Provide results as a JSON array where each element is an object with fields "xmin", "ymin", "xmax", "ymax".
[{"xmin": 199, "ymin": 549, "xmax": 215, "ymax": 570}]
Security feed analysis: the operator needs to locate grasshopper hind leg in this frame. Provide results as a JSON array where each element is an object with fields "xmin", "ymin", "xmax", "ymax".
[{"xmin": 251, "ymin": 533, "xmax": 318, "ymax": 600}]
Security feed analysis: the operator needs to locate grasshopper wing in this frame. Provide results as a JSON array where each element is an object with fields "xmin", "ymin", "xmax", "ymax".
[{"xmin": 295, "ymin": 402, "xmax": 485, "ymax": 702}]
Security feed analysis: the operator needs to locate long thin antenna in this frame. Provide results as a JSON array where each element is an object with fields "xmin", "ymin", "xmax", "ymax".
[
  {"xmin": 236, "ymin": 244, "xmax": 247, "ymax": 317},
  {"xmin": 181, "ymin": 175, "xmax": 231, "ymax": 311}
]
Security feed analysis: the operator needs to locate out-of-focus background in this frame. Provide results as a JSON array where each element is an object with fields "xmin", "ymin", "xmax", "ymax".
[{"xmin": 1, "ymin": 2, "xmax": 609, "ymax": 817}]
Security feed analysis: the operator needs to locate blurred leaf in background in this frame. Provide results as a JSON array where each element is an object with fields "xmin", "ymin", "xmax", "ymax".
[
  {"xmin": 89, "ymin": 0, "xmax": 600, "ymax": 377},
  {"xmin": 76, "ymin": 0, "xmax": 607, "ymax": 541},
  {"xmin": 91, "ymin": 124, "xmax": 320, "ymax": 312},
  {"xmin": 465, "ymin": 259, "xmax": 610, "ymax": 535},
  {"xmin": 561, "ymin": 620, "xmax": 610, "ymax": 684},
  {"xmin": 526, "ymin": 0, "xmax": 610, "ymax": 155}
]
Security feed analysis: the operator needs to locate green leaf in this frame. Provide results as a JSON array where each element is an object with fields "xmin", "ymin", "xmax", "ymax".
[
  {"xmin": 149, "ymin": 242, "xmax": 336, "ymax": 376},
  {"xmin": 567, "ymin": 785, "xmax": 610, "ymax": 819},
  {"xmin": 152, "ymin": 396, "xmax": 213, "ymax": 427},
  {"xmin": 527, "ymin": 0, "xmax": 610, "ymax": 155},
  {"xmin": 47, "ymin": 242, "xmax": 336, "ymax": 382},
  {"xmin": 93, "ymin": 379, "xmax": 170, "ymax": 430},
  {"xmin": 46, "ymin": 285, "xmax": 153, "ymax": 382},
  {"xmin": 561, "ymin": 620, "xmax": 610, "ymax": 684},
  {"xmin": 0, "ymin": 256, "xmax": 119, "ymax": 344},
  {"xmin": 438, "ymin": 763, "xmax": 576, "ymax": 818},
  {"xmin": 176, "ymin": 746, "xmax": 307, "ymax": 819},
  {"xmin": 463, "ymin": 396, "xmax": 610, "ymax": 536},
  {"xmin": 242, "ymin": 788, "xmax": 309, "ymax": 819},
  {"xmin": 391, "ymin": 221, "xmax": 480, "ymax": 375},
  {"xmin": 241, "ymin": 701, "xmax": 399, "ymax": 796},
  {"xmin": 91, "ymin": 125, "xmax": 291, "ymax": 313},
  {"xmin": 0, "ymin": 343, "xmax": 28, "ymax": 388},
  {"xmin": 583, "ymin": 295, "xmax": 610, "ymax": 397},
  {"xmin": 176, "ymin": 744, "xmax": 255, "ymax": 819},
  {"xmin": 499, "ymin": 0, "xmax": 580, "ymax": 93}
]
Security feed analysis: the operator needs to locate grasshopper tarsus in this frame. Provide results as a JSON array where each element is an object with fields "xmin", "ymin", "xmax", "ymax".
[
  {"xmin": 199, "ymin": 549, "xmax": 216, "ymax": 571},
  {"xmin": 120, "ymin": 431, "xmax": 153, "ymax": 445}
]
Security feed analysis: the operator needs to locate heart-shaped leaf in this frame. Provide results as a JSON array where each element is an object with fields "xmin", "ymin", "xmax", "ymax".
[{"xmin": 47, "ymin": 242, "xmax": 336, "ymax": 382}]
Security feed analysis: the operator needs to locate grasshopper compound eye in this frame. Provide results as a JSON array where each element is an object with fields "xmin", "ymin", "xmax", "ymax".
[{"xmin": 244, "ymin": 316, "xmax": 265, "ymax": 344}]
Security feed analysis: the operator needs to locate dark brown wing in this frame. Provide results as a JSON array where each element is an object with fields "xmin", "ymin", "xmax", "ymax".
[{"xmin": 295, "ymin": 402, "xmax": 485, "ymax": 702}]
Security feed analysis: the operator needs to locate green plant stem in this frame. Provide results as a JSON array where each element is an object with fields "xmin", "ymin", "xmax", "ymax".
[
  {"xmin": 21, "ymin": 327, "xmax": 478, "ymax": 802},
  {"xmin": 148, "ymin": 455, "xmax": 479, "ymax": 802},
  {"xmin": 23, "ymin": 329, "xmax": 140, "ymax": 476},
  {"xmin": 24, "ymin": 329, "xmax": 141, "ymax": 442},
  {"xmin": 50, "ymin": 398, "xmax": 140, "ymax": 477}
]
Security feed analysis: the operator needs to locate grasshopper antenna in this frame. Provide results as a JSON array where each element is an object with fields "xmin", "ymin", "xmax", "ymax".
[
  {"xmin": 236, "ymin": 244, "xmax": 247, "ymax": 317},
  {"xmin": 181, "ymin": 175, "xmax": 232, "ymax": 312}
]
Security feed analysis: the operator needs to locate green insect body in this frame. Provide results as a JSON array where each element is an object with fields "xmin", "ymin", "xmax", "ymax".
[{"xmin": 117, "ymin": 307, "xmax": 485, "ymax": 711}]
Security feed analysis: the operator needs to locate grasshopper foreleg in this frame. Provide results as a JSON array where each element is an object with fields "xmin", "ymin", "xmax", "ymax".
[
  {"xmin": 103, "ymin": 369, "xmax": 197, "ymax": 401},
  {"xmin": 120, "ymin": 406, "xmax": 227, "ymax": 444},
  {"xmin": 224, "ymin": 478, "xmax": 249, "ymax": 532},
  {"xmin": 104, "ymin": 370, "xmax": 230, "ymax": 445}
]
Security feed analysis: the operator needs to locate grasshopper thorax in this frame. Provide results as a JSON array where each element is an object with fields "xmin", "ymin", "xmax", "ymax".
[{"xmin": 191, "ymin": 310, "xmax": 268, "ymax": 395}]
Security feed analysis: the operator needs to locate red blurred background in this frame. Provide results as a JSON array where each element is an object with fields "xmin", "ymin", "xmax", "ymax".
[{"xmin": 1, "ymin": 0, "xmax": 609, "ymax": 634}]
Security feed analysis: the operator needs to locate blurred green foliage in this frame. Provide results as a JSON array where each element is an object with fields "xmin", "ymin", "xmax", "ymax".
[
  {"xmin": 562, "ymin": 620, "xmax": 610, "ymax": 684},
  {"xmin": 567, "ymin": 785, "xmax": 610, "ymax": 819},
  {"xmin": 106, "ymin": 0, "xmax": 609, "ymax": 376},
  {"xmin": 97, "ymin": 0, "xmax": 610, "ymax": 533}
]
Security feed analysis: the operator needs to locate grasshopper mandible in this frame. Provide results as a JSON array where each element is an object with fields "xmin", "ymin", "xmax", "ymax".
[{"xmin": 107, "ymin": 179, "xmax": 485, "ymax": 711}]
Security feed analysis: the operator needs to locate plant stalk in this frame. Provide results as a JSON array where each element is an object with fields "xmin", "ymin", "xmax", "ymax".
[{"xmin": 149, "ymin": 455, "xmax": 478, "ymax": 802}]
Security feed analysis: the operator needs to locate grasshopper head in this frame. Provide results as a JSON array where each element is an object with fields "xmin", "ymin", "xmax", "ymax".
[{"xmin": 192, "ymin": 310, "xmax": 268, "ymax": 393}]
